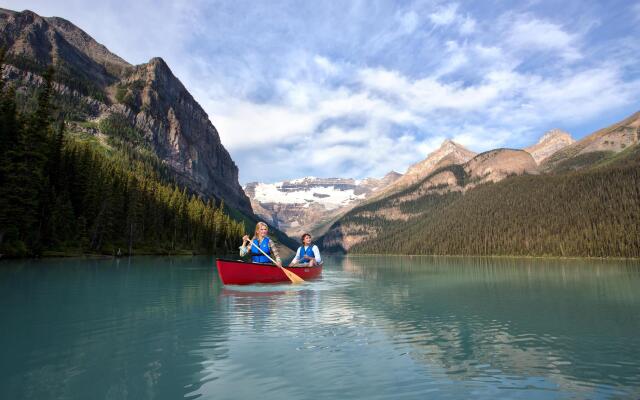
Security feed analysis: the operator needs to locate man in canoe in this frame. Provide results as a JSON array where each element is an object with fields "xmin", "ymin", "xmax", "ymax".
[
  {"xmin": 289, "ymin": 233, "xmax": 322, "ymax": 267},
  {"xmin": 240, "ymin": 222, "xmax": 283, "ymax": 267}
]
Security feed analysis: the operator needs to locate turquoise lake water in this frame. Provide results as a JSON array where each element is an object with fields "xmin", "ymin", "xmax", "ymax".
[{"xmin": 1, "ymin": 255, "xmax": 639, "ymax": 399}]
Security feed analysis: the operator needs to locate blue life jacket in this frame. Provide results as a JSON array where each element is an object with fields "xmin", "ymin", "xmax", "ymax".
[
  {"xmin": 298, "ymin": 245, "xmax": 315, "ymax": 263},
  {"xmin": 250, "ymin": 237, "xmax": 272, "ymax": 263}
]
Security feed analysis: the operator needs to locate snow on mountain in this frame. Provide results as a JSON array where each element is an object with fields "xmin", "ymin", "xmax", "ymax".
[
  {"xmin": 244, "ymin": 174, "xmax": 401, "ymax": 237},
  {"xmin": 249, "ymin": 180, "xmax": 366, "ymax": 210}
]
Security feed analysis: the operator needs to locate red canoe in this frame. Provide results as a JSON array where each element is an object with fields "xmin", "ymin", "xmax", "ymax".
[{"xmin": 215, "ymin": 259, "xmax": 323, "ymax": 285}]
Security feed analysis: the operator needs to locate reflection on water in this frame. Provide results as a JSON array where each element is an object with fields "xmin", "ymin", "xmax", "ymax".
[{"xmin": 1, "ymin": 255, "xmax": 639, "ymax": 399}]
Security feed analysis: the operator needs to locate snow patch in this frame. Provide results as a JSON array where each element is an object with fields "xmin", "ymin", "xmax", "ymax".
[{"xmin": 252, "ymin": 182, "xmax": 366, "ymax": 210}]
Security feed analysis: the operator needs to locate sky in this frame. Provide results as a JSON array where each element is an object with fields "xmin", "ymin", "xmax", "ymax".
[{"xmin": 3, "ymin": 0, "xmax": 640, "ymax": 184}]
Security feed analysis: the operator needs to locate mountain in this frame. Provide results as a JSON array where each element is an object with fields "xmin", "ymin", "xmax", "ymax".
[
  {"xmin": 0, "ymin": 8, "xmax": 252, "ymax": 215},
  {"xmin": 524, "ymin": 129, "xmax": 574, "ymax": 164},
  {"xmin": 245, "ymin": 172, "xmax": 401, "ymax": 238},
  {"xmin": 541, "ymin": 112, "xmax": 640, "ymax": 172},
  {"xmin": 374, "ymin": 139, "xmax": 476, "ymax": 198},
  {"xmin": 320, "ymin": 147, "xmax": 538, "ymax": 252},
  {"xmin": 464, "ymin": 148, "xmax": 538, "ymax": 185},
  {"xmin": 319, "ymin": 113, "xmax": 640, "ymax": 257}
]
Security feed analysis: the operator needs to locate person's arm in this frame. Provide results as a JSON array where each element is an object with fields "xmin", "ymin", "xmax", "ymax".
[
  {"xmin": 239, "ymin": 245, "xmax": 248, "ymax": 257},
  {"xmin": 268, "ymin": 240, "xmax": 282, "ymax": 267},
  {"xmin": 312, "ymin": 245, "xmax": 322, "ymax": 264},
  {"xmin": 290, "ymin": 247, "xmax": 301, "ymax": 266},
  {"xmin": 239, "ymin": 235, "xmax": 251, "ymax": 256}
]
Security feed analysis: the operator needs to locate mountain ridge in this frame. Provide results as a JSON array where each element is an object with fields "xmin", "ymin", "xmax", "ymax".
[
  {"xmin": 244, "ymin": 173, "xmax": 402, "ymax": 237},
  {"xmin": 316, "ymin": 110, "xmax": 640, "ymax": 255},
  {"xmin": 0, "ymin": 8, "xmax": 253, "ymax": 215}
]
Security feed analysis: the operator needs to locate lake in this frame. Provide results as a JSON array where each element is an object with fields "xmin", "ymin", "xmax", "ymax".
[{"xmin": 1, "ymin": 255, "xmax": 639, "ymax": 399}]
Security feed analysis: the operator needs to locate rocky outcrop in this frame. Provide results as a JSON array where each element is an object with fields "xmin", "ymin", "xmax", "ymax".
[
  {"xmin": 465, "ymin": 149, "xmax": 538, "ymax": 185},
  {"xmin": 525, "ymin": 129, "xmax": 574, "ymax": 164},
  {"xmin": 0, "ymin": 8, "xmax": 252, "ymax": 214},
  {"xmin": 109, "ymin": 58, "xmax": 251, "ymax": 213},
  {"xmin": 0, "ymin": 9, "xmax": 130, "ymax": 86}
]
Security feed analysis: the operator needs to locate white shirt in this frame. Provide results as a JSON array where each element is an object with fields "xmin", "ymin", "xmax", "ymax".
[{"xmin": 291, "ymin": 245, "xmax": 322, "ymax": 265}]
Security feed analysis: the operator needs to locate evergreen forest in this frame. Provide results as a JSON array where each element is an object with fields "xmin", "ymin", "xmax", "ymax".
[
  {"xmin": 0, "ymin": 54, "xmax": 246, "ymax": 258},
  {"xmin": 327, "ymin": 146, "xmax": 640, "ymax": 258}
]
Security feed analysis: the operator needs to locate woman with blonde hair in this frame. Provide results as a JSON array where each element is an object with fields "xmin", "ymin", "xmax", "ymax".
[{"xmin": 240, "ymin": 222, "xmax": 282, "ymax": 267}]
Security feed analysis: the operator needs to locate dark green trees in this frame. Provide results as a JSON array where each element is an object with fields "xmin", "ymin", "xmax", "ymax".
[
  {"xmin": 0, "ymin": 63, "xmax": 244, "ymax": 257},
  {"xmin": 348, "ymin": 149, "xmax": 640, "ymax": 258}
]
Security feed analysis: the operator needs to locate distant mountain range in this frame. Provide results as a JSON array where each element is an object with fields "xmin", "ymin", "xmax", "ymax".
[
  {"xmin": 318, "ymin": 112, "xmax": 640, "ymax": 257},
  {"xmin": 244, "ymin": 173, "xmax": 401, "ymax": 238},
  {"xmin": 247, "ymin": 128, "xmax": 581, "ymax": 242},
  {"xmin": 249, "ymin": 112, "xmax": 639, "ymax": 257}
]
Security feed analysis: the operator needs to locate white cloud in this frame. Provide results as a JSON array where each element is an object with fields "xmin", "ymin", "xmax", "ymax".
[
  {"xmin": 4, "ymin": 0, "xmax": 639, "ymax": 184},
  {"xmin": 429, "ymin": 3, "xmax": 459, "ymax": 26},
  {"xmin": 427, "ymin": 4, "xmax": 477, "ymax": 37},
  {"xmin": 459, "ymin": 15, "xmax": 476, "ymax": 34},
  {"xmin": 506, "ymin": 15, "xmax": 582, "ymax": 61},
  {"xmin": 399, "ymin": 10, "xmax": 420, "ymax": 35}
]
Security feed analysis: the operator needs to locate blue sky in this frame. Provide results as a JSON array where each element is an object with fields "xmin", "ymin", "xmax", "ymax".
[{"xmin": 4, "ymin": 0, "xmax": 640, "ymax": 183}]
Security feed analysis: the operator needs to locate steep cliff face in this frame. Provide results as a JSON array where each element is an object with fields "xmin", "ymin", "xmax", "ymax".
[
  {"xmin": 110, "ymin": 58, "xmax": 251, "ymax": 213},
  {"xmin": 0, "ymin": 8, "xmax": 252, "ymax": 214}
]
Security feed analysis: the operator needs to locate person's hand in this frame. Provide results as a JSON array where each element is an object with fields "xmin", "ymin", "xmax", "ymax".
[
  {"xmin": 276, "ymin": 262, "xmax": 283, "ymax": 268},
  {"xmin": 242, "ymin": 235, "xmax": 250, "ymax": 243}
]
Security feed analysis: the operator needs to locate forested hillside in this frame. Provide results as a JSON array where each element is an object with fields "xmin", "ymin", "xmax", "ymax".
[
  {"xmin": 322, "ymin": 145, "xmax": 640, "ymax": 258},
  {"xmin": 0, "ymin": 59, "xmax": 246, "ymax": 257}
]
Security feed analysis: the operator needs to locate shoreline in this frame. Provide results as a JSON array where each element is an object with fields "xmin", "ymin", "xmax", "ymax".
[
  {"xmin": 325, "ymin": 253, "xmax": 640, "ymax": 261},
  {"xmin": 3, "ymin": 251, "xmax": 639, "ymax": 262}
]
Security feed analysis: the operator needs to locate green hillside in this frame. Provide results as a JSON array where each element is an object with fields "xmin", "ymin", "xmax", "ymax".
[
  {"xmin": 0, "ymin": 64, "xmax": 249, "ymax": 257},
  {"xmin": 323, "ymin": 145, "xmax": 640, "ymax": 258}
]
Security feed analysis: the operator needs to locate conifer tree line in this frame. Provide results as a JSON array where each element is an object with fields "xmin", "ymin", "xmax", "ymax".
[
  {"xmin": 325, "ymin": 149, "xmax": 640, "ymax": 258},
  {"xmin": 0, "ymin": 52, "xmax": 245, "ymax": 257}
]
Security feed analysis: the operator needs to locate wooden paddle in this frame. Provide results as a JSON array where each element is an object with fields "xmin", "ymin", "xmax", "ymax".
[{"xmin": 248, "ymin": 240, "xmax": 305, "ymax": 284}]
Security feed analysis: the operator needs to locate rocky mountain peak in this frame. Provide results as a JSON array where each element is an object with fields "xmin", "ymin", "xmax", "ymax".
[
  {"xmin": 404, "ymin": 139, "xmax": 475, "ymax": 180},
  {"xmin": 148, "ymin": 57, "xmax": 169, "ymax": 70},
  {"xmin": 440, "ymin": 138, "xmax": 456, "ymax": 148},
  {"xmin": 539, "ymin": 128, "xmax": 572, "ymax": 143},
  {"xmin": 0, "ymin": 7, "xmax": 252, "ymax": 215},
  {"xmin": 382, "ymin": 171, "xmax": 401, "ymax": 181},
  {"xmin": 525, "ymin": 129, "xmax": 575, "ymax": 164},
  {"xmin": 46, "ymin": 15, "xmax": 131, "ymax": 75}
]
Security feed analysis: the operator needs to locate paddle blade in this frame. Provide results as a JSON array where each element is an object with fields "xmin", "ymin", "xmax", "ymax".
[{"xmin": 281, "ymin": 267, "xmax": 305, "ymax": 284}]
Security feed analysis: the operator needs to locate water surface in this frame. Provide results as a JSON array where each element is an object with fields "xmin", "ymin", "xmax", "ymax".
[{"xmin": 1, "ymin": 255, "xmax": 639, "ymax": 399}]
